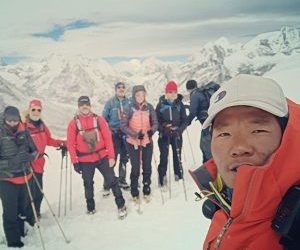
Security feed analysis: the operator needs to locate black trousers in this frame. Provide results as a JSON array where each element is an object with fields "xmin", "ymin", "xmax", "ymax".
[
  {"xmin": 158, "ymin": 135, "xmax": 183, "ymax": 183},
  {"xmin": 0, "ymin": 180, "xmax": 28, "ymax": 245},
  {"xmin": 30, "ymin": 172, "xmax": 43, "ymax": 216},
  {"xmin": 80, "ymin": 158, "xmax": 125, "ymax": 209},
  {"xmin": 112, "ymin": 132, "xmax": 129, "ymax": 183},
  {"xmin": 127, "ymin": 142, "xmax": 153, "ymax": 197}
]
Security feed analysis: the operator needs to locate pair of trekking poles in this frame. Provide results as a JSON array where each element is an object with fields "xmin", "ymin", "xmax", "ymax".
[
  {"xmin": 152, "ymin": 133, "xmax": 188, "ymax": 205},
  {"xmin": 23, "ymin": 154, "xmax": 71, "ymax": 250},
  {"xmin": 57, "ymin": 147, "xmax": 72, "ymax": 217}
]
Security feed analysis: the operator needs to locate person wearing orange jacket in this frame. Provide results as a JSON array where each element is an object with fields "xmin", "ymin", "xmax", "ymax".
[
  {"xmin": 190, "ymin": 74, "xmax": 300, "ymax": 249},
  {"xmin": 67, "ymin": 96, "xmax": 126, "ymax": 219},
  {"xmin": 23, "ymin": 99, "xmax": 66, "ymax": 218},
  {"xmin": 0, "ymin": 106, "xmax": 38, "ymax": 248}
]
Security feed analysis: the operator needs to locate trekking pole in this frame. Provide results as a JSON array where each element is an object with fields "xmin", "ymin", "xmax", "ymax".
[
  {"xmin": 174, "ymin": 137, "xmax": 188, "ymax": 201},
  {"xmin": 186, "ymin": 128, "xmax": 196, "ymax": 166},
  {"xmin": 152, "ymin": 149, "xmax": 164, "ymax": 205},
  {"xmin": 182, "ymin": 138, "xmax": 187, "ymax": 162},
  {"xmin": 31, "ymin": 169, "xmax": 70, "ymax": 244},
  {"xmin": 23, "ymin": 171, "xmax": 46, "ymax": 250},
  {"xmin": 64, "ymin": 153, "xmax": 68, "ymax": 216},
  {"xmin": 136, "ymin": 143, "xmax": 142, "ymax": 215},
  {"xmin": 69, "ymin": 153, "xmax": 72, "ymax": 211},
  {"xmin": 168, "ymin": 136, "xmax": 172, "ymax": 200},
  {"xmin": 58, "ymin": 151, "xmax": 64, "ymax": 217}
]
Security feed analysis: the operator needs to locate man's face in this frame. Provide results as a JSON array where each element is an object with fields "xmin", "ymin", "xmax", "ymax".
[
  {"xmin": 211, "ymin": 106, "xmax": 283, "ymax": 188},
  {"xmin": 116, "ymin": 84, "xmax": 126, "ymax": 98},
  {"xmin": 165, "ymin": 91, "xmax": 178, "ymax": 101},
  {"xmin": 135, "ymin": 91, "xmax": 146, "ymax": 104},
  {"xmin": 29, "ymin": 106, "xmax": 42, "ymax": 121},
  {"xmin": 78, "ymin": 103, "xmax": 91, "ymax": 115}
]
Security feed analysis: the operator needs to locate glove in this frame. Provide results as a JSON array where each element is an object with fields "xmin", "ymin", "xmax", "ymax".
[
  {"xmin": 74, "ymin": 163, "xmax": 82, "ymax": 174},
  {"xmin": 137, "ymin": 130, "xmax": 144, "ymax": 140},
  {"xmin": 147, "ymin": 130, "xmax": 154, "ymax": 138},
  {"xmin": 170, "ymin": 127, "xmax": 181, "ymax": 138},
  {"xmin": 58, "ymin": 144, "xmax": 67, "ymax": 158}
]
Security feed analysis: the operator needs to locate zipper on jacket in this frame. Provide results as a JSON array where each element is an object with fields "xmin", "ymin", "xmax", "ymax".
[{"xmin": 215, "ymin": 217, "xmax": 233, "ymax": 249}]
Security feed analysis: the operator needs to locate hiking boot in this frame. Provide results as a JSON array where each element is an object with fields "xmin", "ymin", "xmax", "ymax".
[
  {"xmin": 119, "ymin": 180, "xmax": 130, "ymax": 190},
  {"xmin": 132, "ymin": 196, "xmax": 140, "ymax": 205},
  {"xmin": 143, "ymin": 195, "xmax": 151, "ymax": 203},
  {"xmin": 175, "ymin": 175, "xmax": 182, "ymax": 181},
  {"xmin": 86, "ymin": 198, "xmax": 95, "ymax": 213},
  {"xmin": 87, "ymin": 209, "xmax": 96, "ymax": 215},
  {"xmin": 7, "ymin": 241, "xmax": 24, "ymax": 248},
  {"xmin": 102, "ymin": 188, "xmax": 111, "ymax": 198},
  {"xmin": 159, "ymin": 175, "xmax": 167, "ymax": 187},
  {"xmin": 118, "ymin": 206, "xmax": 127, "ymax": 220}
]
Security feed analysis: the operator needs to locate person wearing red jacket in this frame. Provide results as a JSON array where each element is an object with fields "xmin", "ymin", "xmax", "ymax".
[
  {"xmin": 67, "ymin": 96, "xmax": 126, "ymax": 218},
  {"xmin": 190, "ymin": 74, "xmax": 300, "ymax": 249},
  {"xmin": 0, "ymin": 106, "xmax": 38, "ymax": 248},
  {"xmin": 23, "ymin": 99, "xmax": 66, "ymax": 218}
]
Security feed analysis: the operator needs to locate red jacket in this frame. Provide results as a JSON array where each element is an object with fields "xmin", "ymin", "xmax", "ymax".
[
  {"xmin": 67, "ymin": 112, "xmax": 115, "ymax": 164},
  {"xmin": 192, "ymin": 100, "xmax": 300, "ymax": 250},
  {"xmin": 26, "ymin": 120, "xmax": 64, "ymax": 173}
]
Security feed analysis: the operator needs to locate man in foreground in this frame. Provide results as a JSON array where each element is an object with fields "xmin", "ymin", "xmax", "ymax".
[{"xmin": 190, "ymin": 74, "xmax": 300, "ymax": 249}]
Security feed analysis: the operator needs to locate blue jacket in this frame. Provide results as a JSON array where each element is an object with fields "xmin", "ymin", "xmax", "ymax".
[{"xmin": 102, "ymin": 96, "xmax": 131, "ymax": 132}]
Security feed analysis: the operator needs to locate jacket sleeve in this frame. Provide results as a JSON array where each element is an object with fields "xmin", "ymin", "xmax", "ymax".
[
  {"xmin": 67, "ymin": 120, "xmax": 78, "ymax": 164},
  {"xmin": 186, "ymin": 92, "xmax": 200, "ymax": 125},
  {"xmin": 45, "ymin": 125, "xmax": 64, "ymax": 147},
  {"xmin": 98, "ymin": 117, "xmax": 115, "ymax": 159},
  {"xmin": 149, "ymin": 104, "xmax": 158, "ymax": 133},
  {"xmin": 102, "ymin": 99, "xmax": 111, "ymax": 122},
  {"xmin": 155, "ymin": 102, "xmax": 164, "ymax": 133},
  {"xmin": 120, "ymin": 107, "xmax": 139, "ymax": 138},
  {"xmin": 179, "ymin": 102, "xmax": 188, "ymax": 133},
  {"xmin": 26, "ymin": 130, "xmax": 38, "ymax": 160}
]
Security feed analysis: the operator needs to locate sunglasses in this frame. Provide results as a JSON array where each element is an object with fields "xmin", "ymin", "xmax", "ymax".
[
  {"xmin": 117, "ymin": 86, "xmax": 125, "ymax": 89},
  {"xmin": 78, "ymin": 103, "xmax": 91, "ymax": 107},
  {"xmin": 31, "ymin": 108, "xmax": 42, "ymax": 112}
]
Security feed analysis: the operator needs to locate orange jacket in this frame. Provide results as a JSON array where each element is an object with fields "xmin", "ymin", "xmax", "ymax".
[{"xmin": 194, "ymin": 100, "xmax": 300, "ymax": 250}]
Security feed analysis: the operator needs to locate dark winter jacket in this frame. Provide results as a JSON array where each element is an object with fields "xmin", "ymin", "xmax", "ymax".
[
  {"xmin": 155, "ymin": 94, "xmax": 187, "ymax": 137},
  {"xmin": 0, "ymin": 123, "xmax": 37, "ymax": 179},
  {"xmin": 186, "ymin": 88, "xmax": 210, "ymax": 125},
  {"xmin": 102, "ymin": 96, "xmax": 131, "ymax": 133}
]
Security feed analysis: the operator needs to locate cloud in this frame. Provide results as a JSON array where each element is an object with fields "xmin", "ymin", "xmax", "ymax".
[{"xmin": 1, "ymin": 0, "xmax": 300, "ymax": 61}]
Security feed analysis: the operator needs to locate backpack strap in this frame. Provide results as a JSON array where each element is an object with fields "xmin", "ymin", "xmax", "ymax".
[{"xmin": 74, "ymin": 113, "xmax": 100, "ymax": 141}]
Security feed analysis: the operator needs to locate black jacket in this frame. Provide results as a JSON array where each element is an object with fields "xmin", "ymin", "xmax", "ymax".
[
  {"xmin": 155, "ymin": 94, "xmax": 187, "ymax": 136},
  {"xmin": 0, "ymin": 124, "xmax": 37, "ymax": 178}
]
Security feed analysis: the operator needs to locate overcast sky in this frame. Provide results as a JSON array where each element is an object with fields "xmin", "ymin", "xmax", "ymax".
[{"xmin": 1, "ymin": 0, "xmax": 300, "ymax": 63}]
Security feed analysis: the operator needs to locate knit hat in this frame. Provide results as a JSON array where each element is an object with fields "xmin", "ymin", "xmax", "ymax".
[
  {"xmin": 202, "ymin": 74, "xmax": 288, "ymax": 129},
  {"xmin": 115, "ymin": 82, "xmax": 125, "ymax": 90},
  {"xmin": 29, "ymin": 99, "xmax": 42, "ymax": 108},
  {"xmin": 165, "ymin": 81, "xmax": 178, "ymax": 93},
  {"xmin": 78, "ymin": 96, "xmax": 91, "ymax": 106},
  {"xmin": 186, "ymin": 80, "xmax": 197, "ymax": 90},
  {"xmin": 4, "ymin": 106, "xmax": 21, "ymax": 122}
]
